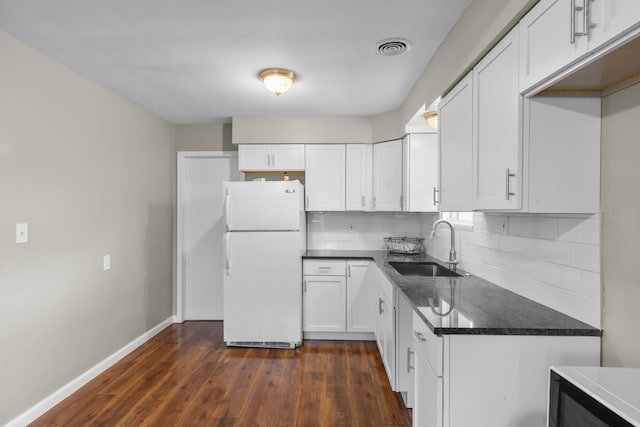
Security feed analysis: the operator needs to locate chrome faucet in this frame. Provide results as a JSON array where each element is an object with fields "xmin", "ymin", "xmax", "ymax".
[{"xmin": 429, "ymin": 219, "xmax": 457, "ymax": 270}]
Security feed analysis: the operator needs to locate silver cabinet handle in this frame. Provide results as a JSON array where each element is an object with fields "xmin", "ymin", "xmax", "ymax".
[
  {"xmin": 303, "ymin": 280, "xmax": 307, "ymax": 293},
  {"xmin": 571, "ymin": 0, "xmax": 576, "ymax": 43},
  {"xmin": 413, "ymin": 330, "xmax": 427, "ymax": 343},
  {"xmin": 347, "ymin": 264, "xmax": 351, "ymax": 277},
  {"xmin": 400, "ymin": 194, "xmax": 403, "ymax": 209},
  {"xmin": 372, "ymin": 196, "xmax": 377, "ymax": 210},
  {"xmin": 407, "ymin": 347, "xmax": 415, "ymax": 372},
  {"xmin": 305, "ymin": 195, "xmax": 309, "ymax": 209},
  {"xmin": 433, "ymin": 187, "xmax": 439, "ymax": 205},
  {"xmin": 505, "ymin": 168, "xmax": 516, "ymax": 200},
  {"xmin": 318, "ymin": 266, "xmax": 331, "ymax": 270},
  {"xmin": 585, "ymin": 0, "xmax": 595, "ymax": 36},
  {"xmin": 361, "ymin": 195, "xmax": 365, "ymax": 208},
  {"xmin": 571, "ymin": 0, "xmax": 586, "ymax": 43},
  {"xmin": 379, "ymin": 298, "xmax": 384, "ymax": 315}
]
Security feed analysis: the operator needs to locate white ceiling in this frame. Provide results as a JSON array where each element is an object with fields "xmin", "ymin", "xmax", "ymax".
[{"xmin": 0, "ymin": 0, "xmax": 470, "ymax": 124}]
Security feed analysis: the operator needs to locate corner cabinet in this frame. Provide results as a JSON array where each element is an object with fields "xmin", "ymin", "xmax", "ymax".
[
  {"xmin": 373, "ymin": 139, "xmax": 403, "ymax": 211},
  {"xmin": 302, "ymin": 259, "xmax": 374, "ymax": 339},
  {"xmin": 304, "ymin": 144, "xmax": 346, "ymax": 211},
  {"xmin": 238, "ymin": 144, "xmax": 305, "ymax": 171},
  {"xmin": 472, "ymin": 25, "xmax": 522, "ymax": 210},
  {"xmin": 438, "ymin": 73, "xmax": 473, "ymax": 212},
  {"xmin": 403, "ymin": 134, "xmax": 438, "ymax": 212}
]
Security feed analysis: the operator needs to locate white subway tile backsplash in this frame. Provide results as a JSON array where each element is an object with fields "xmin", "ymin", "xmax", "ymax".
[
  {"xmin": 309, "ymin": 211, "xmax": 601, "ymax": 328},
  {"xmin": 424, "ymin": 213, "xmax": 601, "ymax": 327}
]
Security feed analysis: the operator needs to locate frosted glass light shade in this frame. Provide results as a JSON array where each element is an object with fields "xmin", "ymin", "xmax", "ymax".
[
  {"xmin": 423, "ymin": 111, "xmax": 438, "ymax": 130},
  {"xmin": 260, "ymin": 69, "xmax": 296, "ymax": 96}
]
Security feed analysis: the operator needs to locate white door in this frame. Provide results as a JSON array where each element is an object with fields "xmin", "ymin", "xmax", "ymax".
[
  {"xmin": 438, "ymin": 72, "xmax": 474, "ymax": 211},
  {"xmin": 346, "ymin": 144, "xmax": 373, "ymax": 211},
  {"xmin": 179, "ymin": 152, "xmax": 239, "ymax": 321},
  {"xmin": 238, "ymin": 144, "xmax": 270, "ymax": 170},
  {"xmin": 223, "ymin": 181, "xmax": 303, "ymax": 231},
  {"xmin": 473, "ymin": 26, "xmax": 522, "ymax": 210},
  {"xmin": 373, "ymin": 140, "xmax": 403, "ymax": 211},
  {"xmin": 224, "ymin": 231, "xmax": 302, "ymax": 343},
  {"xmin": 303, "ymin": 275, "xmax": 347, "ymax": 332},
  {"xmin": 346, "ymin": 261, "xmax": 373, "ymax": 332},
  {"xmin": 589, "ymin": 0, "xmax": 640, "ymax": 51},
  {"xmin": 271, "ymin": 144, "xmax": 306, "ymax": 170},
  {"xmin": 519, "ymin": 0, "xmax": 589, "ymax": 92},
  {"xmin": 305, "ymin": 144, "xmax": 346, "ymax": 211}
]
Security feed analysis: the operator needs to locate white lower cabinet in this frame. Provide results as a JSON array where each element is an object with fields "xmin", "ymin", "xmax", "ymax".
[
  {"xmin": 302, "ymin": 275, "xmax": 346, "ymax": 332},
  {"xmin": 411, "ymin": 312, "xmax": 600, "ymax": 427},
  {"xmin": 302, "ymin": 259, "xmax": 374, "ymax": 339},
  {"xmin": 396, "ymin": 291, "xmax": 416, "ymax": 408},
  {"xmin": 372, "ymin": 264, "xmax": 396, "ymax": 389}
]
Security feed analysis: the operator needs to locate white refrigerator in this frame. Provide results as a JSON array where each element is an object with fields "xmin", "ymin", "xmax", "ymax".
[{"xmin": 222, "ymin": 180, "xmax": 305, "ymax": 348}]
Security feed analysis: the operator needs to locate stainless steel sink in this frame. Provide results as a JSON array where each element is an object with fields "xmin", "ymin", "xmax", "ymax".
[{"xmin": 389, "ymin": 261, "xmax": 461, "ymax": 277}]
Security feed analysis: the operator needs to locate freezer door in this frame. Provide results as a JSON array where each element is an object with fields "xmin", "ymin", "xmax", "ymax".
[
  {"xmin": 223, "ymin": 231, "xmax": 303, "ymax": 345},
  {"xmin": 223, "ymin": 181, "xmax": 303, "ymax": 231}
]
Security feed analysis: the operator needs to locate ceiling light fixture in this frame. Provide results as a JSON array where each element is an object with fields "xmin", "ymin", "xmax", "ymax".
[
  {"xmin": 260, "ymin": 68, "xmax": 296, "ymax": 96},
  {"xmin": 423, "ymin": 111, "xmax": 438, "ymax": 130}
]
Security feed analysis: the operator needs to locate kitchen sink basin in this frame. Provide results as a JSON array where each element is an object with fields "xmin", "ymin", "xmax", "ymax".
[{"xmin": 389, "ymin": 261, "xmax": 461, "ymax": 277}]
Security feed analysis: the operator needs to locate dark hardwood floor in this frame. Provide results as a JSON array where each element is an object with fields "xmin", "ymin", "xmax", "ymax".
[{"xmin": 31, "ymin": 321, "xmax": 412, "ymax": 426}]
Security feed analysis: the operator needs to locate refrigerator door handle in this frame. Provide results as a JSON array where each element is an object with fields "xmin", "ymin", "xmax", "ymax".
[
  {"xmin": 224, "ymin": 233, "xmax": 231, "ymax": 273},
  {"xmin": 223, "ymin": 188, "xmax": 231, "ymax": 231}
]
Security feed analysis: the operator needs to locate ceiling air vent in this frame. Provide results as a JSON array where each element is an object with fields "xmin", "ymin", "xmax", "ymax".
[{"xmin": 375, "ymin": 38, "xmax": 412, "ymax": 56}]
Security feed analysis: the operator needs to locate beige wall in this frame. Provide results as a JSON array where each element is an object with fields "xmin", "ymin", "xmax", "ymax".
[
  {"xmin": 0, "ymin": 31, "xmax": 174, "ymax": 424},
  {"xmin": 601, "ymin": 82, "xmax": 640, "ymax": 367},
  {"xmin": 175, "ymin": 123, "xmax": 234, "ymax": 151},
  {"xmin": 400, "ymin": 0, "xmax": 537, "ymax": 125}
]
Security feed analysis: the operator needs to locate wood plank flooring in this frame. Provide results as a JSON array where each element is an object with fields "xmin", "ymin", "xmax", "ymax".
[{"xmin": 30, "ymin": 321, "xmax": 412, "ymax": 426}]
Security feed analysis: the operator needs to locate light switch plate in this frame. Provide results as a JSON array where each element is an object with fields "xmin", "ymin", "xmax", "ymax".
[
  {"xmin": 103, "ymin": 255, "xmax": 111, "ymax": 271},
  {"xmin": 16, "ymin": 223, "xmax": 28, "ymax": 244}
]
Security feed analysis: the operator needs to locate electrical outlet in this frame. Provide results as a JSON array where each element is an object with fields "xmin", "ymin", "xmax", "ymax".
[
  {"xmin": 16, "ymin": 223, "xmax": 28, "ymax": 244},
  {"xmin": 500, "ymin": 217, "xmax": 509, "ymax": 236},
  {"xmin": 347, "ymin": 224, "xmax": 355, "ymax": 233},
  {"xmin": 103, "ymin": 255, "xmax": 111, "ymax": 271}
]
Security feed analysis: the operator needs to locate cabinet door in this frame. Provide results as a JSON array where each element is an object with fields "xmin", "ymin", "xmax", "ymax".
[
  {"xmin": 346, "ymin": 144, "xmax": 373, "ymax": 211},
  {"xmin": 303, "ymin": 275, "xmax": 346, "ymax": 332},
  {"xmin": 305, "ymin": 145, "xmax": 346, "ymax": 211},
  {"xmin": 271, "ymin": 144, "xmax": 305, "ymax": 170},
  {"xmin": 524, "ymin": 97, "xmax": 601, "ymax": 213},
  {"xmin": 373, "ymin": 139, "xmax": 403, "ymax": 211},
  {"xmin": 238, "ymin": 145, "xmax": 270, "ymax": 171},
  {"xmin": 473, "ymin": 26, "xmax": 522, "ymax": 210},
  {"xmin": 589, "ymin": 0, "xmax": 640, "ymax": 51},
  {"xmin": 346, "ymin": 261, "xmax": 373, "ymax": 333},
  {"xmin": 413, "ymin": 339, "xmax": 443, "ymax": 427},
  {"xmin": 396, "ymin": 293, "xmax": 415, "ymax": 408},
  {"xmin": 519, "ymin": 0, "xmax": 589, "ymax": 93},
  {"xmin": 382, "ymin": 297, "xmax": 397, "ymax": 391},
  {"xmin": 438, "ymin": 73, "xmax": 473, "ymax": 211},
  {"xmin": 403, "ymin": 134, "xmax": 438, "ymax": 212},
  {"xmin": 374, "ymin": 286, "xmax": 385, "ymax": 360}
]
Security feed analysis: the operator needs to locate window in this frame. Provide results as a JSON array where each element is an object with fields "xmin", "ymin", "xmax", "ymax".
[{"xmin": 440, "ymin": 211, "xmax": 473, "ymax": 231}]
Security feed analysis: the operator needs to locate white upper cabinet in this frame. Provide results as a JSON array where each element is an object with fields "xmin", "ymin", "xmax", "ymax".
[
  {"xmin": 520, "ymin": 0, "xmax": 640, "ymax": 93},
  {"xmin": 238, "ymin": 144, "xmax": 305, "ymax": 171},
  {"xmin": 438, "ymin": 72, "xmax": 473, "ymax": 212},
  {"xmin": 373, "ymin": 140, "xmax": 403, "ymax": 211},
  {"xmin": 519, "ymin": 0, "xmax": 589, "ymax": 92},
  {"xmin": 346, "ymin": 144, "xmax": 373, "ymax": 211},
  {"xmin": 523, "ymin": 96, "xmax": 601, "ymax": 213},
  {"xmin": 403, "ymin": 134, "xmax": 438, "ymax": 212},
  {"xmin": 304, "ymin": 145, "xmax": 346, "ymax": 211},
  {"xmin": 473, "ymin": 25, "xmax": 522, "ymax": 210},
  {"xmin": 589, "ymin": 0, "xmax": 640, "ymax": 51}
]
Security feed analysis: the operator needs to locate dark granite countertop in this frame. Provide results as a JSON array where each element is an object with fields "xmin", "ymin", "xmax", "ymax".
[{"xmin": 303, "ymin": 250, "xmax": 602, "ymax": 337}]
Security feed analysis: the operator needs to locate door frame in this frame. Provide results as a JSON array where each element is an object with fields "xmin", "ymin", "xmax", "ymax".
[{"xmin": 176, "ymin": 151, "xmax": 238, "ymax": 322}]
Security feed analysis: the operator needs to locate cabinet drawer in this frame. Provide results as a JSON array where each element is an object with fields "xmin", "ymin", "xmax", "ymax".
[
  {"xmin": 303, "ymin": 259, "xmax": 346, "ymax": 276},
  {"xmin": 412, "ymin": 312, "xmax": 443, "ymax": 377}
]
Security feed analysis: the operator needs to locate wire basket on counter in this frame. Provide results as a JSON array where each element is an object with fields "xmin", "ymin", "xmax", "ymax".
[{"xmin": 383, "ymin": 237, "xmax": 425, "ymax": 254}]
